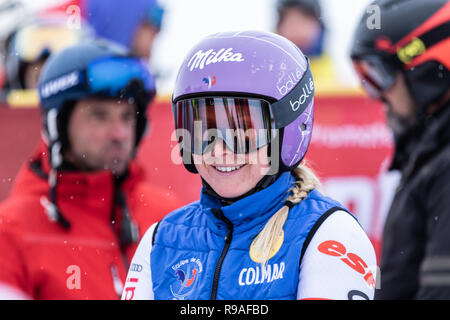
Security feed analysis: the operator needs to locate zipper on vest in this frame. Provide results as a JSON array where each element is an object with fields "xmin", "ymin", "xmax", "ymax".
[{"xmin": 210, "ymin": 208, "xmax": 233, "ymax": 300}]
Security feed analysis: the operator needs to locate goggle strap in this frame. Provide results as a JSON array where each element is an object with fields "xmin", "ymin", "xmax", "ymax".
[
  {"xmin": 419, "ymin": 21, "xmax": 450, "ymax": 49},
  {"xmin": 271, "ymin": 60, "xmax": 315, "ymax": 129},
  {"xmin": 39, "ymin": 70, "xmax": 84, "ymax": 101},
  {"xmin": 396, "ymin": 21, "xmax": 450, "ymax": 65}
]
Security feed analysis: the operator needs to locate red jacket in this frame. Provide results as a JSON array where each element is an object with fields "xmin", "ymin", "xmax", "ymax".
[{"xmin": 0, "ymin": 142, "xmax": 184, "ymax": 299}]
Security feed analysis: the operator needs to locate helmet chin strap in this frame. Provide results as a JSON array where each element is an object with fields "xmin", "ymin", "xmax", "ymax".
[{"xmin": 201, "ymin": 172, "xmax": 281, "ymax": 206}]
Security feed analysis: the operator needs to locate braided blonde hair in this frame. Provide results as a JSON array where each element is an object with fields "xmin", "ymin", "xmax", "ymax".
[{"xmin": 251, "ymin": 163, "xmax": 321, "ymax": 265}]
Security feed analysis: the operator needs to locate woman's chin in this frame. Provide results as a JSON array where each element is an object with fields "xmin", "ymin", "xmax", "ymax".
[{"xmin": 212, "ymin": 187, "xmax": 250, "ymax": 199}]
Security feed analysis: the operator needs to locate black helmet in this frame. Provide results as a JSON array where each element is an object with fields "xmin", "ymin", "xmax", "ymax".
[
  {"xmin": 38, "ymin": 38, "xmax": 156, "ymax": 169},
  {"xmin": 37, "ymin": 39, "xmax": 156, "ymax": 233},
  {"xmin": 350, "ymin": 0, "xmax": 450, "ymax": 111}
]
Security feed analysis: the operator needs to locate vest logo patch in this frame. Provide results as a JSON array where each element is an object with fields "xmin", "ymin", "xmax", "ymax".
[
  {"xmin": 169, "ymin": 257, "xmax": 203, "ymax": 300},
  {"xmin": 249, "ymin": 230, "xmax": 284, "ymax": 263},
  {"xmin": 238, "ymin": 262, "xmax": 285, "ymax": 286}
]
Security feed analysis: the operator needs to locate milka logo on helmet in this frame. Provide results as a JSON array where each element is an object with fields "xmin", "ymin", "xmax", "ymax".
[
  {"xmin": 290, "ymin": 77, "xmax": 314, "ymax": 112},
  {"xmin": 40, "ymin": 71, "xmax": 80, "ymax": 99},
  {"xmin": 187, "ymin": 48, "xmax": 244, "ymax": 71}
]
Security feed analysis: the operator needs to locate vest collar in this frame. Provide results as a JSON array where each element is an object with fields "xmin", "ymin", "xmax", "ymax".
[{"xmin": 200, "ymin": 172, "xmax": 294, "ymax": 233}]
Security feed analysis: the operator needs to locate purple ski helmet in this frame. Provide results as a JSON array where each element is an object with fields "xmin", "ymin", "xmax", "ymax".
[{"xmin": 172, "ymin": 30, "xmax": 315, "ymax": 174}]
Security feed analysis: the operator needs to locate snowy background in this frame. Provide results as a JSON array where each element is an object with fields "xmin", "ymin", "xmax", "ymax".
[
  {"xmin": 151, "ymin": 0, "xmax": 374, "ymax": 95},
  {"xmin": 0, "ymin": 0, "xmax": 374, "ymax": 95}
]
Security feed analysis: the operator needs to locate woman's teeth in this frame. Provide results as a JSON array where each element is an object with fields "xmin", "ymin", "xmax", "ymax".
[{"xmin": 214, "ymin": 165, "xmax": 243, "ymax": 173}]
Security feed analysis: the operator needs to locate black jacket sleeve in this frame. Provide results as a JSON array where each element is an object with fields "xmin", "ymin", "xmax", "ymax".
[{"xmin": 416, "ymin": 157, "xmax": 450, "ymax": 299}]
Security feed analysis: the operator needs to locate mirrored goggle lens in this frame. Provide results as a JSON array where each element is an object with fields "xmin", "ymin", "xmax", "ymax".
[
  {"xmin": 353, "ymin": 59, "xmax": 396, "ymax": 99},
  {"xmin": 14, "ymin": 26, "xmax": 83, "ymax": 62},
  {"xmin": 87, "ymin": 57, "xmax": 154, "ymax": 96},
  {"xmin": 360, "ymin": 76, "xmax": 383, "ymax": 99},
  {"xmin": 174, "ymin": 97, "xmax": 274, "ymax": 155}
]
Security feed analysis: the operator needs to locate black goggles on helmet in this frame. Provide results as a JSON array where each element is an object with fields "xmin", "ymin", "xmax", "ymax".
[
  {"xmin": 352, "ymin": 55, "xmax": 397, "ymax": 99},
  {"xmin": 173, "ymin": 97, "xmax": 276, "ymax": 155},
  {"xmin": 39, "ymin": 56, "xmax": 155, "ymax": 111}
]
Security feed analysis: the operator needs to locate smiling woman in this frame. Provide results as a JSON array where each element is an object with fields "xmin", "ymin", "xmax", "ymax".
[
  {"xmin": 123, "ymin": 30, "xmax": 376, "ymax": 301},
  {"xmin": 193, "ymin": 143, "xmax": 271, "ymax": 199}
]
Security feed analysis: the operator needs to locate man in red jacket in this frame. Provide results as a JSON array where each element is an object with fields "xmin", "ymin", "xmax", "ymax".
[{"xmin": 0, "ymin": 39, "xmax": 182, "ymax": 299}]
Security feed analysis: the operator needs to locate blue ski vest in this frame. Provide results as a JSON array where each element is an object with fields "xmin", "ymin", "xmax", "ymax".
[{"xmin": 150, "ymin": 172, "xmax": 347, "ymax": 300}]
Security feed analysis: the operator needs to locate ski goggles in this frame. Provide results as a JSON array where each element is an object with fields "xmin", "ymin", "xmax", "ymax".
[
  {"xmin": 173, "ymin": 97, "xmax": 276, "ymax": 155},
  {"xmin": 40, "ymin": 56, "xmax": 155, "ymax": 109},
  {"xmin": 352, "ymin": 56, "xmax": 397, "ymax": 99},
  {"xmin": 86, "ymin": 57, "xmax": 154, "ymax": 96},
  {"xmin": 13, "ymin": 25, "xmax": 84, "ymax": 63}
]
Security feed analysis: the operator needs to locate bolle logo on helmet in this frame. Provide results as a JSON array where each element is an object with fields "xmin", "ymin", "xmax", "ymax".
[
  {"xmin": 187, "ymin": 48, "xmax": 245, "ymax": 71},
  {"xmin": 40, "ymin": 71, "xmax": 80, "ymax": 99},
  {"xmin": 277, "ymin": 67, "xmax": 304, "ymax": 96},
  {"xmin": 289, "ymin": 77, "xmax": 314, "ymax": 112}
]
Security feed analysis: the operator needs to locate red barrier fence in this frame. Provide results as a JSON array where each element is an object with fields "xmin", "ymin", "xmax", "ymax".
[{"xmin": 0, "ymin": 94, "xmax": 398, "ymax": 257}]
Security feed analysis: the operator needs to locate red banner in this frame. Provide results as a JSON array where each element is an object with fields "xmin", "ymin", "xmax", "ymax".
[
  {"xmin": 0, "ymin": 95, "xmax": 398, "ymax": 257},
  {"xmin": 305, "ymin": 96, "xmax": 399, "ymax": 256}
]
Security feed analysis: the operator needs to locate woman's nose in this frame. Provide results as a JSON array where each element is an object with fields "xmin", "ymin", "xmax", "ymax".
[{"xmin": 210, "ymin": 138, "xmax": 232, "ymax": 157}]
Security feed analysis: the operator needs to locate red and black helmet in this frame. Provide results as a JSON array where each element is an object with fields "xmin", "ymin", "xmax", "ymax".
[{"xmin": 351, "ymin": 0, "xmax": 450, "ymax": 110}]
